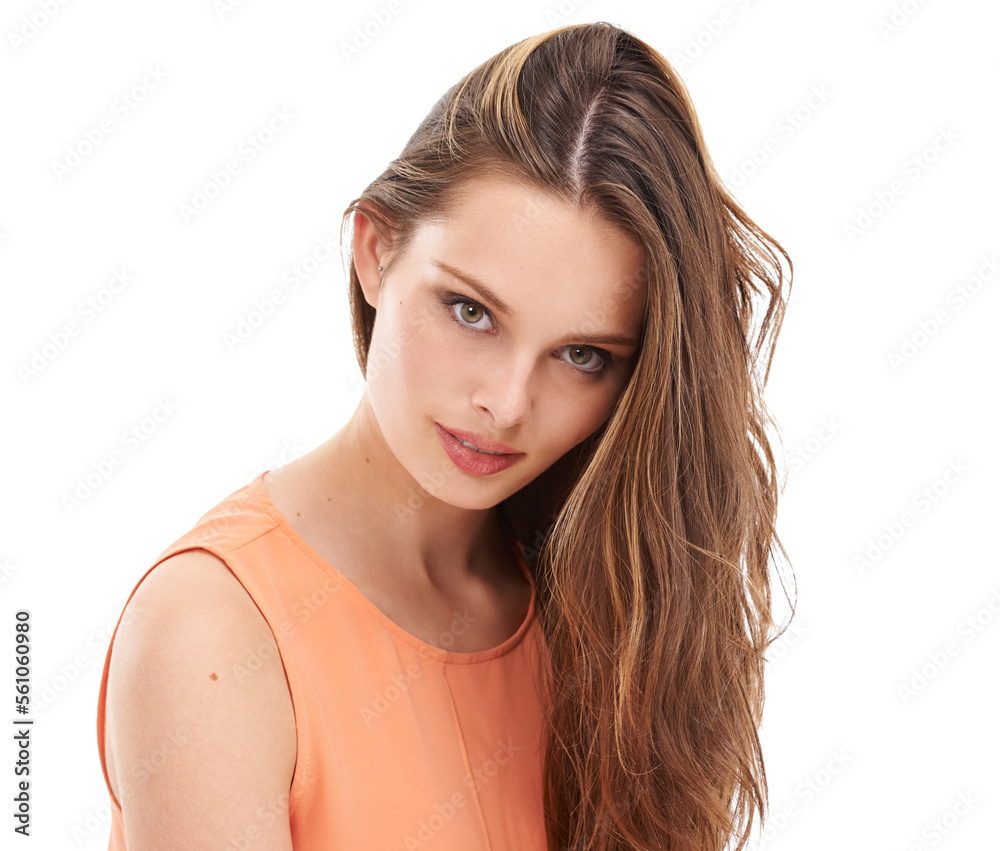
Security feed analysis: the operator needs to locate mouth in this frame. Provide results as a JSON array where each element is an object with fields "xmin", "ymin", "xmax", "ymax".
[
  {"xmin": 453, "ymin": 436, "xmax": 505, "ymax": 455},
  {"xmin": 435, "ymin": 423, "xmax": 524, "ymax": 476},
  {"xmin": 438, "ymin": 423, "xmax": 520, "ymax": 455}
]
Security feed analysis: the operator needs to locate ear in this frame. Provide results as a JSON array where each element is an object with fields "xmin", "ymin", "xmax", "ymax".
[{"xmin": 352, "ymin": 208, "xmax": 391, "ymax": 310}]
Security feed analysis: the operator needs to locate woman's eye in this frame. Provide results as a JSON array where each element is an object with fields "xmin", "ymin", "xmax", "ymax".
[
  {"xmin": 564, "ymin": 346, "xmax": 607, "ymax": 374},
  {"xmin": 446, "ymin": 297, "xmax": 495, "ymax": 332}
]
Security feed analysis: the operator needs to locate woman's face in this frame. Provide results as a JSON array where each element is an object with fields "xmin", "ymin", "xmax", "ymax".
[{"xmin": 356, "ymin": 173, "xmax": 647, "ymax": 510}]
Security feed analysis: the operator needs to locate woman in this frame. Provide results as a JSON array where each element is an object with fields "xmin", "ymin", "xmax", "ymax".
[{"xmin": 96, "ymin": 21, "xmax": 793, "ymax": 851}]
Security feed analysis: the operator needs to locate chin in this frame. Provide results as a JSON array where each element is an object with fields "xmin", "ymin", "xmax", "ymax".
[{"xmin": 414, "ymin": 468, "xmax": 526, "ymax": 513}]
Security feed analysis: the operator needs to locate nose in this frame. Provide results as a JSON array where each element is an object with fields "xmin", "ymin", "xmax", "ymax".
[{"xmin": 470, "ymin": 351, "xmax": 534, "ymax": 429}]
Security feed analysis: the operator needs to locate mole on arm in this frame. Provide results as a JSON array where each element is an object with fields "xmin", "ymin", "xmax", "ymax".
[{"xmin": 209, "ymin": 672, "xmax": 218, "ymax": 681}]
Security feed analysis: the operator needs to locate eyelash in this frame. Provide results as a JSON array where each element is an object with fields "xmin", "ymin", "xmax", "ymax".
[{"xmin": 440, "ymin": 293, "xmax": 614, "ymax": 377}]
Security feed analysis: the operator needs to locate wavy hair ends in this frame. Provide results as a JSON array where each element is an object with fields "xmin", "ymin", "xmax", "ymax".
[{"xmin": 340, "ymin": 21, "xmax": 795, "ymax": 851}]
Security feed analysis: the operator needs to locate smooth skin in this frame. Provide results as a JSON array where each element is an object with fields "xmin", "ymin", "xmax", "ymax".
[
  {"xmin": 102, "ymin": 173, "xmax": 647, "ymax": 848},
  {"xmin": 104, "ymin": 549, "xmax": 297, "ymax": 850}
]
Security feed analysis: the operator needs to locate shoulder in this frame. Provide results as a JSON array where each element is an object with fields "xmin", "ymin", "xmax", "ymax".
[
  {"xmin": 104, "ymin": 548, "xmax": 296, "ymax": 849},
  {"xmin": 112, "ymin": 547, "xmax": 275, "ymax": 655}
]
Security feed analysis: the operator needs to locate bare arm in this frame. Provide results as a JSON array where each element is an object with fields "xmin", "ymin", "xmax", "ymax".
[{"xmin": 104, "ymin": 549, "xmax": 297, "ymax": 850}]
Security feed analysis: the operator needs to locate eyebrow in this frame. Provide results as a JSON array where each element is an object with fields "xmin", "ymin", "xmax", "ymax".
[{"xmin": 431, "ymin": 259, "xmax": 641, "ymax": 348}]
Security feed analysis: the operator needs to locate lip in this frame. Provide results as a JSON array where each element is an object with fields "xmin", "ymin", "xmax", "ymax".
[
  {"xmin": 438, "ymin": 423, "xmax": 520, "ymax": 455},
  {"xmin": 435, "ymin": 423, "xmax": 524, "ymax": 477}
]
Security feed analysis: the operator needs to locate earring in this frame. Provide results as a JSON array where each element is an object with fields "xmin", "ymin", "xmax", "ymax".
[{"xmin": 377, "ymin": 265, "xmax": 383, "ymax": 272}]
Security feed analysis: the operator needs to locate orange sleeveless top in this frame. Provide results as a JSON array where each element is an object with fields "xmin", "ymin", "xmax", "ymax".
[{"xmin": 95, "ymin": 471, "xmax": 551, "ymax": 850}]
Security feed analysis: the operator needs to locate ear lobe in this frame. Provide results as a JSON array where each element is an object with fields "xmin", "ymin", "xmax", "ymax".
[{"xmin": 352, "ymin": 209, "xmax": 390, "ymax": 310}]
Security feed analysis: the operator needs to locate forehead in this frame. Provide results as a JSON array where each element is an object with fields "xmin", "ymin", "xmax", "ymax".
[{"xmin": 408, "ymin": 174, "xmax": 648, "ymax": 333}]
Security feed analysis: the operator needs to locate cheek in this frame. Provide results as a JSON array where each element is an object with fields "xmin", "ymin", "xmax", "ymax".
[
  {"xmin": 368, "ymin": 301, "xmax": 428, "ymax": 371},
  {"xmin": 370, "ymin": 303, "xmax": 465, "ymax": 405},
  {"xmin": 401, "ymin": 307, "xmax": 461, "ymax": 379},
  {"xmin": 579, "ymin": 382, "xmax": 629, "ymax": 440},
  {"xmin": 541, "ymin": 394, "xmax": 617, "ymax": 455}
]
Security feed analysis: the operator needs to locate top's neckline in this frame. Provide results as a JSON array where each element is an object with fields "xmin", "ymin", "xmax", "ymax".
[{"xmin": 250, "ymin": 470, "xmax": 538, "ymax": 665}]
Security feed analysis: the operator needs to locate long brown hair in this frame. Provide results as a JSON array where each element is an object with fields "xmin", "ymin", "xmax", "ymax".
[{"xmin": 340, "ymin": 22, "xmax": 794, "ymax": 850}]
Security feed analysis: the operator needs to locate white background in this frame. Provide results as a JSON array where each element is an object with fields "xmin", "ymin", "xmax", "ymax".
[{"xmin": 2, "ymin": 0, "xmax": 998, "ymax": 848}]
